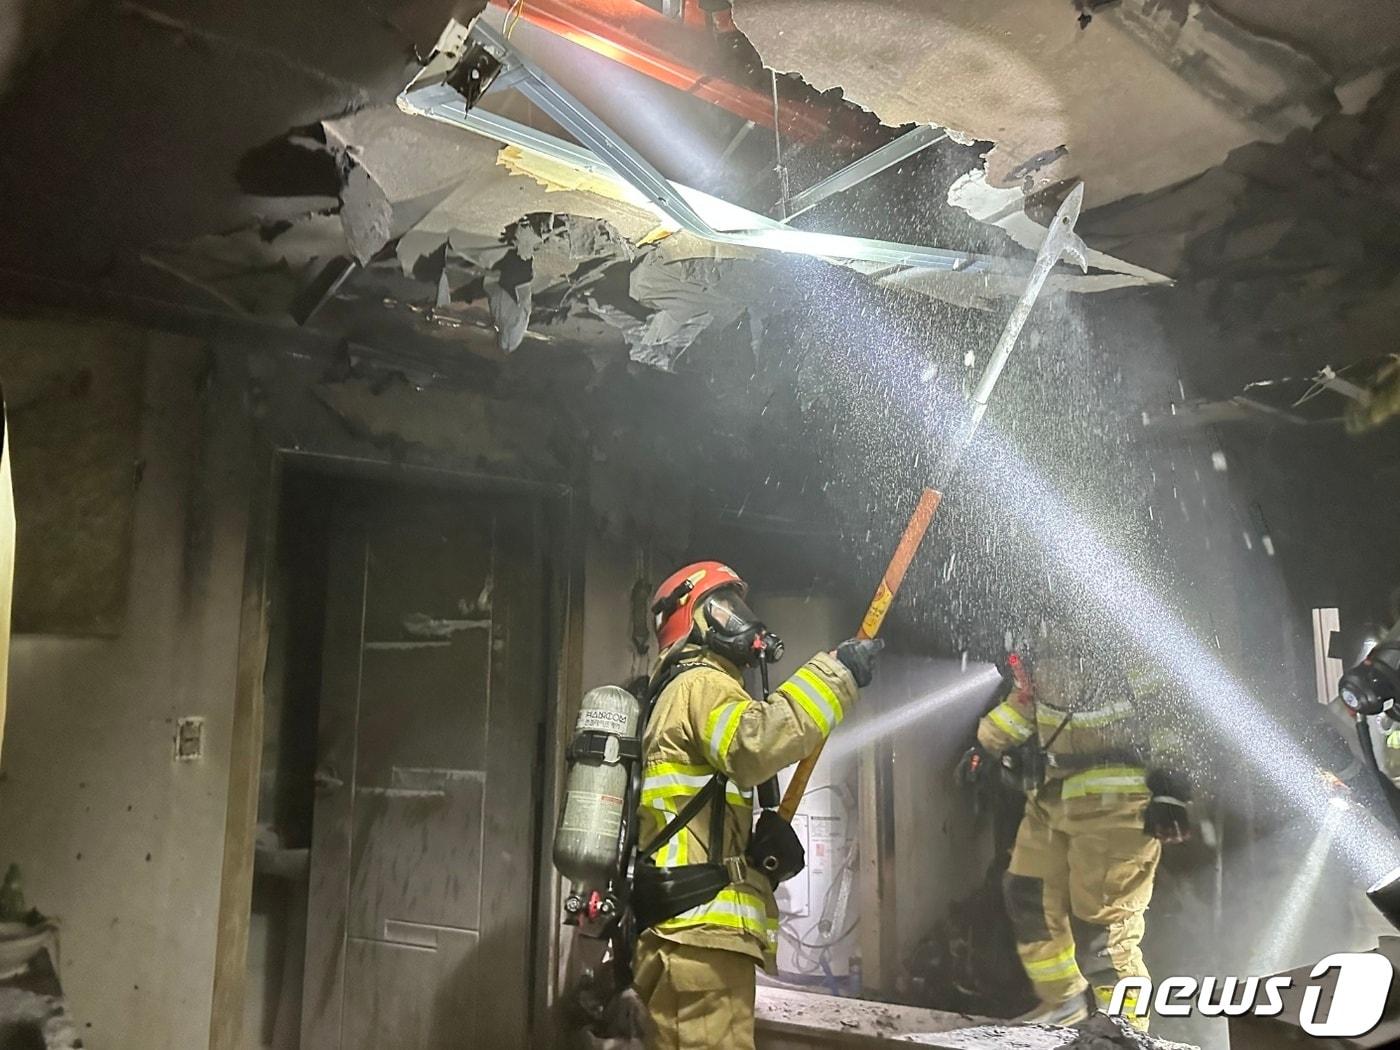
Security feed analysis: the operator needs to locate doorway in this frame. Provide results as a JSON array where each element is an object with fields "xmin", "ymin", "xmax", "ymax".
[{"xmin": 246, "ymin": 466, "xmax": 551, "ymax": 1050}]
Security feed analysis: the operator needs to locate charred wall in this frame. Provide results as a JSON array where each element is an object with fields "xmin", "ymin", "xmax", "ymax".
[
  {"xmin": 0, "ymin": 318, "xmax": 250, "ymax": 1050},
  {"xmin": 0, "ymin": 308, "xmax": 683, "ymax": 1049}
]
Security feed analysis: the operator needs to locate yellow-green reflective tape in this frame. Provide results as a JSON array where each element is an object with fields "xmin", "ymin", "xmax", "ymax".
[
  {"xmin": 779, "ymin": 667, "xmax": 842, "ymax": 736},
  {"xmin": 704, "ymin": 701, "xmax": 748, "ymax": 766},
  {"xmin": 989, "ymin": 704, "xmax": 1034, "ymax": 742},
  {"xmin": 1038, "ymin": 701, "xmax": 1133, "ymax": 728},
  {"xmin": 1061, "ymin": 766, "xmax": 1149, "ymax": 799},
  {"xmin": 1024, "ymin": 945, "xmax": 1080, "ymax": 982},
  {"xmin": 662, "ymin": 886, "xmax": 768, "ymax": 937},
  {"xmin": 795, "ymin": 667, "xmax": 845, "ymax": 724}
]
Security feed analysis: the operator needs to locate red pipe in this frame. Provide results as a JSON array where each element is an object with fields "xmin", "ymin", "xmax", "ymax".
[{"xmin": 486, "ymin": 0, "xmax": 857, "ymax": 144}]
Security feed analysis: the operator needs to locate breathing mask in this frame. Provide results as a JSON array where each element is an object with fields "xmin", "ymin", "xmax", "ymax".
[
  {"xmin": 1338, "ymin": 638, "xmax": 1400, "ymax": 717},
  {"xmin": 697, "ymin": 586, "xmax": 784, "ymax": 668}
]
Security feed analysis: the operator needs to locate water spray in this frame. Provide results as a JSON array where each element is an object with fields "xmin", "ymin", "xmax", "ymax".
[
  {"xmin": 825, "ymin": 664, "xmax": 1004, "ymax": 762},
  {"xmin": 779, "ymin": 185, "xmax": 1090, "ymax": 821},
  {"xmin": 980, "ymin": 449, "xmax": 1400, "ymax": 884},
  {"xmin": 1254, "ymin": 800, "xmax": 1347, "ymax": 974},
  {"xmin": 830, "ymin": 247, "xmax": 1400, "ymax": 891},
  {"xmin": 785, "ymin": 172, "xmax": 1399, "ymax": 924},
  {"xmin": 814, "ymin": 240, "xmax": 1400, "ymax": 904}
]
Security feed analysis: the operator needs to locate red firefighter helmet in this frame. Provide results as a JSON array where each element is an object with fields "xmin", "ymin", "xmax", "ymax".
[{"xmin": 651, "ymin": 561, "xmax": 747, "ymax": 652}]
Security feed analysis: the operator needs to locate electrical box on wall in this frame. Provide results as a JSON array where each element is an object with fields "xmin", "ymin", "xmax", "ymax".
[{"xmin": 175, "ymin": 716, "xmax": 204, "ymax": 761}]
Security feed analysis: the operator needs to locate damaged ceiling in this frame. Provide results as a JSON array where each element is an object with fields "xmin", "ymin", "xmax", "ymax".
[
  {"xmin": 729, "ymin": 0, "xmax": 1400, "ymax": 421},
  {"xmin": 0, "ymin": 0, "xmax": 1398, "ymax": 505},
  {"xmin": 732, "ymin": 0, "xmax": 1397, "ymax": 207}
]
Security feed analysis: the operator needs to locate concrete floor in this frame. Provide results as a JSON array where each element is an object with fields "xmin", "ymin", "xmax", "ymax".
[{"xmin": 754, "ymin": 988, "xmax": 1193, "ymax": 1049}]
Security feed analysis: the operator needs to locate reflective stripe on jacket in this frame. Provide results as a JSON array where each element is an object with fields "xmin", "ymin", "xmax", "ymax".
[
  {"xmin": 977, "ymin": 683, "xmax": 1148, "ymax": 799},
  {"xmin": 637, "ymin": 646, "xmax": 858, "ymax": 968}
]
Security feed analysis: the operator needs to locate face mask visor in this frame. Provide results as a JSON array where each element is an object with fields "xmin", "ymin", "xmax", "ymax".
[{"xmin": 701, "ymin": 587, "xmax": 783, "ymax": 665}]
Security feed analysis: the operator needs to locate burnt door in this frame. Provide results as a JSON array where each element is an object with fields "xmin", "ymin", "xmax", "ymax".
[{"xmin": 302, "ymin": 487, "xmax": 545, "ymax": 1050}]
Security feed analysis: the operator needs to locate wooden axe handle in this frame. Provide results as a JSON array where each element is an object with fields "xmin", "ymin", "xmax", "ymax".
[{"xmin": 777, "ymin": 487, "xmax": 942, "ymax": 821}]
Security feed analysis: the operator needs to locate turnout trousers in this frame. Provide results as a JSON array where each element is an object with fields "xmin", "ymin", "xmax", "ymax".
[
  {"xmin": 633, "ymin": 930, "xmax": 757, "ymax": 1050},
  {"xmin": 1002, "ymin": 789, "xmax": 1161, "ymax": 1027}
]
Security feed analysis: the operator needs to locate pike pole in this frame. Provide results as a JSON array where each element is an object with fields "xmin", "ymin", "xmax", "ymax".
[{"xmin": 778, "ymin": 184, "xmax": 1090, "ymax": 822}]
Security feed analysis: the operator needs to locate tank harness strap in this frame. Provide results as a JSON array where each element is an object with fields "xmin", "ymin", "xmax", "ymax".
[
  {"xmin": 631, "ymin": 771, "xmax": 745, "ymax": 931},
  {"xmin": 627, "ymin": 659, "xmax": 755, "ymax": 938},
  {"xmin": 636, "ymin": 658, "xmax": 746, "ymax": 869},
  {"xmin": 638, "ymin": 774, "xmax": 726, "ymax": 860},
  {"xmin": 708, "ymin": 766, "xmax": 728, "ymax": 861},
  {"xmin": 567, "ymin": 732, "xmax": 642, "ymax": 763}
]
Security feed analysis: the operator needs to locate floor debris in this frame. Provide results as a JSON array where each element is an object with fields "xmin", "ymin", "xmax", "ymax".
[
  {"xmin": 1058, "ymin": 1014, "xmax": 1160, "ymax": 1049},
  {"xmin": 0, "ymin": 988, "xmax": 81, "ymax": 1050},
  {"xmin": 906, "ymin": 1015, "xmax": 1196, "ymax": 1049}
]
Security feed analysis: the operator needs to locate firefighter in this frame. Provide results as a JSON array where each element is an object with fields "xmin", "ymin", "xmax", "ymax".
[
  {"xmin": 631, "ymin": 561, "xmax": 881, "ymax": 1050},
  {"xmin": 964, "ymin": 626, "xmax": 1190, "ymax": 1029}
]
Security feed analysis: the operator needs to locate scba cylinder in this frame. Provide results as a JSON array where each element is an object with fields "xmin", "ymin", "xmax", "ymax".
[{"xmin": 553, "ymin": 685, "xmax": 640, "ymax": 888}]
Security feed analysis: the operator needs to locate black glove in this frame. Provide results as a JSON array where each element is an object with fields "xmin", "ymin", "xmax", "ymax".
[
  {"xmin": 1143, "ymin": 768, "xmax": 1192, "ymax": 843},
  {"xmin": 956, "ymin": 745, "xmax": 990, "ymax": 788},
  {"xmin": 746, "ymin": 810, "xmax": 806, "ymax": 888},
  {"xmin": 835, "ymin": 638, "xmax": 885, "ymax": 687}
]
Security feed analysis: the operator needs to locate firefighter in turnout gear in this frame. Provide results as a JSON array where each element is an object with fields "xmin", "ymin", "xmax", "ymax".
[
  {"xmin": 971, "ymin": 628, "xmax": 1190, "ymax": 1030},
  {"xmin": 631, "ymin": 562, "xmax": 881, "ymax": 1050}
]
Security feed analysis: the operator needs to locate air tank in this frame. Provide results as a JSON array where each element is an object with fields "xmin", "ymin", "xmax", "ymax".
[{"xmin": 553, "ymin": 684, "xmax": 641, "ymax": 887}]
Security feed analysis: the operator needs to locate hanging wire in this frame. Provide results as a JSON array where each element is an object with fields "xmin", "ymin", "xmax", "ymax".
[
  {"xmin": 771, "ymin": 69, "xmax": 790, "ymax": 219},
  {"xmin": 505, "ymin": 0, "xmax": 526, "ymax": 38}
]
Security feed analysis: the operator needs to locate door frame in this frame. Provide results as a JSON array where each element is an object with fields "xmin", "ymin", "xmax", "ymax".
[{"xmin": 208, "ymin": 446, "xmax": 585, "ymax": 1050}]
